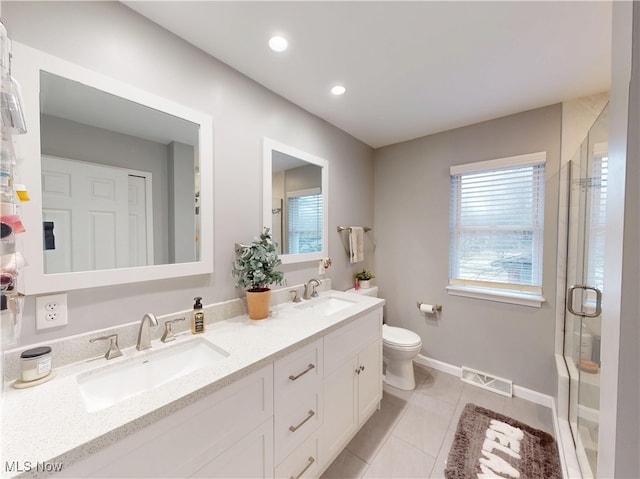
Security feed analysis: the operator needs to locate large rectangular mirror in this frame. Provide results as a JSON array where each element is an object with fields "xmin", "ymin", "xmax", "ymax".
[
  {"xmin": 263, "ymin": 138, "xmax": 328, "ymax": 264},
  {"xmin": 40, "ymin": 71, "xmax": 201, "ymax": 273},
  {"xmin": 13, "ymin": 43, "xmax": 213, "ymax": 294}
]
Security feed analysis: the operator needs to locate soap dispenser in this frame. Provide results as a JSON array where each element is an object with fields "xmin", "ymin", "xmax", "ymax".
[{"xmin": 192, "ymin": 297, "xmax": 205, "ymax": 334}]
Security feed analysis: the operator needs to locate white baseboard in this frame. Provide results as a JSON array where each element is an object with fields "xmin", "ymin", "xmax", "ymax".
[
  {"xmin": 512, "ymin": 384, "xmax": 554, "ymax": 408},
  {"xmin": 414, "ymin": 354, "xmax": 461, "ymax": 377},
  {"xmin": 414, "ymin": 354, "xmax": 554, "ymax": 407}
]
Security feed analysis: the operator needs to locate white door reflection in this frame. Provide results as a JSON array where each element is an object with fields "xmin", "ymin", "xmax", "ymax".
[{"xmin": 41, "ymin": 155, "xmax": 153, "ymax": 273}]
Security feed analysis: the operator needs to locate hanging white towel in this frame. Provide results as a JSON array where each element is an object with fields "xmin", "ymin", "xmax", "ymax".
[{"xmin": 349, "ymin": 227, "xmax": 365, "ymax": 263}]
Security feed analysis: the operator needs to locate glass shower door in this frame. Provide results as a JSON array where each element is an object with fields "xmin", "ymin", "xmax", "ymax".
[{"xmin": 563, "ymin": 105, "xmax": 608, "ymax": 478}]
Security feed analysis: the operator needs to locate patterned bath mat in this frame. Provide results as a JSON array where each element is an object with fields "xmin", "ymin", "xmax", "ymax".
[{"xmin": 444, "ymin": 403, "xmax": 562, "ymax": 479}]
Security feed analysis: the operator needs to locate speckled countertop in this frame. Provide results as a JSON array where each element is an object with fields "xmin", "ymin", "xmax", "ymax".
[{"xmin": 0, "ymin": 290, "xmax": 384, "ymax": 479}]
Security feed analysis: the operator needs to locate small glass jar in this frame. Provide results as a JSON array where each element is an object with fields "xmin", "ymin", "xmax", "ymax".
[{"xmin": 20, "ymin": 346, "xmax": 52, "ymax": 382}]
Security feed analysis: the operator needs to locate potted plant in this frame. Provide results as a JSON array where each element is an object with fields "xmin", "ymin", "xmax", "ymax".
[
  {"xmin": 232, "ymin": 228, "xmax": 285, "ymax": 319},
  {"xmin": 355, "ymin": 269, "xmax": 375, "ymax": 289}
]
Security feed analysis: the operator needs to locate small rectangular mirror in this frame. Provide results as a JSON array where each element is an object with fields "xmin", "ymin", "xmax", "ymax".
[{"xmin": 263, "ymin": 138, "xmax": 328, "ymax": 264}]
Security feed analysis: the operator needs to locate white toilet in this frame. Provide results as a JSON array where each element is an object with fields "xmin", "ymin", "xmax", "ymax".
[
  {"xmin": 347, "ymin": 286, "xmax": 422, "ymax": 391},
  {"xmin": 381, "ymin": 324, "xmax": 422, "ymax": 390}
]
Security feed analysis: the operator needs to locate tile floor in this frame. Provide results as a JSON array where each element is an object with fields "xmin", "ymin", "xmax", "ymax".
[{"xmin": 320, "ymin": 363, "xmax": 554, "ymax": 479}]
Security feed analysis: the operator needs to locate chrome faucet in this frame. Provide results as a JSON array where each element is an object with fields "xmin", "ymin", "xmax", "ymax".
[
  {"xmin": 303, "ymin": 278, "xmax": 321, "ymax": 300},
  {"xmin": 136, "ymin": 313, "xmax": 158, "ymax": 351}
]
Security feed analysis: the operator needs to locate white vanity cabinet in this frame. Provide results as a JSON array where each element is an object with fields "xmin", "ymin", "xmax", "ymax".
[
  {"xmin": 60, "ymin": 365, "xmax": 274, "ymax": 479},
  {"xmin": 50, "ymin": 304, "xmax": 383, "ymax": 479},
  {"xmin": 319, "ymin": 309, "xmax": 383, "ymax": 470}
]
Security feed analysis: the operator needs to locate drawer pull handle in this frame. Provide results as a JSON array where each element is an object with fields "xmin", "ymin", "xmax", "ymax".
[
  {"xmin": 289, "ymin": 363, "xmax": 315, "ymax": 381},
  {"xmin": 289, "ymin": 410, "xmax": 315, "ymax": 432},
  {"xmin": 289, "ymin": 456, "xmax": 315, "ymax": 479}
]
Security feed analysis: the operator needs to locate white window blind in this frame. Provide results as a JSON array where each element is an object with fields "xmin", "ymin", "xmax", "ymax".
[
  {"xmin": 287, "ymin": 188, "xmax": 322, "ymax": 254},
  {"xmin": 587, "ymin": 144, "xmax": 607, "ymax": 292},
  {"xmin": 449, "ymin": 152, "xmax": 546, "ymax": 295}
]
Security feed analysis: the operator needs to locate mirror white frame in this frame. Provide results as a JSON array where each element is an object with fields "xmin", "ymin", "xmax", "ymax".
[
  {"xmin": 263, "ymin": 138, "xmax": 328, "ymax": 264},
  {"xmin": 13, "ymin": 43, "xmax": 214, "ymax": 294}
]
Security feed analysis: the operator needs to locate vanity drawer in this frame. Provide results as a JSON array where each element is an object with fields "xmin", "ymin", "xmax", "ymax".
[
  {"xmin": 324, "ymin": 309, "xmax": 382, "ymax": 376},
  {"xmin": 274, "ymin": 338, "xmax": 322, "ymax": 400},
  {"xmin": 274, "ymin": 388, "xmax": 322, "ymax": 465},
  {"xmin": 275, "ymin": 432, "xmax": 320, "ymax": 479}
]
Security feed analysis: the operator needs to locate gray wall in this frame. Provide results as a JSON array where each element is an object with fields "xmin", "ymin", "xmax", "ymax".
[
  {"xmin": 167, "ymin": 141, "xmax": 196, "ymax": 263},
  {"xmin": 373, "ymin": 104, "xmax": 561, "ymax": 394},
  {"xmin": 41, "ymin": 114, "xmax": 171, "ymax": 264},
  {"xmin": 5, "ymin": 1, "xmax": 374, "ymax": 346},
  {"xmin": 285, "ymin": 164, "xmax": 322, "ymax": 192}
]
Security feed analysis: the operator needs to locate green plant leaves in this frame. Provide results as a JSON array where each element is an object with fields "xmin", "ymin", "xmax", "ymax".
[{"xmin": 232, "ymin": 227, "xmax": 285, "ymax": 289}]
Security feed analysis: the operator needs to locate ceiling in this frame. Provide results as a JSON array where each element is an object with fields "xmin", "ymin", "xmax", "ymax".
[{"xmin": 123, "ymin": 1, "xmax": 612, "ymax": 149}]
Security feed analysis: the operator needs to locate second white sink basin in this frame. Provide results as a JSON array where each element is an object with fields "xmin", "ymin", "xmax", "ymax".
[
  {"xmin": 295, "ymin": 296, "xmax": 357, "ymax": 316},
  {"xmin": 77, "ymin": 338, "xmax": 229, "ymax": 413}
]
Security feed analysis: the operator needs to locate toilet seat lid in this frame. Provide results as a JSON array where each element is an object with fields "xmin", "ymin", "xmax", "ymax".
[{"xmin": 382, "ymin": 324, "xmax": 421, "ymax": 347}]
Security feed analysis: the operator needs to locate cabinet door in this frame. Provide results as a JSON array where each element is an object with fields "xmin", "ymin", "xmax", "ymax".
[
  {"xmin": 357, "ymin": 340, "xmax": 382, "ymax": 422},
  {"xmin": 61, "ymin": 365, "xmax": 273, "ymax": 478},
  {"xmin": 324, "ymin": 311, "xmax": 381, "ymax": 376},
  {"xmin": 191, "ymin": 418, "xmax": 274, "ymax": 479},
  {"xmin": 321, "ymin": 357, "xmax": 358, "ymax": 465}
]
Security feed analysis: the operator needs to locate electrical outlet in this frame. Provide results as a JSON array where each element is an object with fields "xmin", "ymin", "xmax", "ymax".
[{"xmin": 36, "ymin": 293, "xmax": 68, "ymax": 330}]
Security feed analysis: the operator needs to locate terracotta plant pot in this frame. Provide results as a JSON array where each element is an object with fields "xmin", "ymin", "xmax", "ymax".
[{"xmin": 246, "ymin": 288, "xmax": 272, "ymax": 320}]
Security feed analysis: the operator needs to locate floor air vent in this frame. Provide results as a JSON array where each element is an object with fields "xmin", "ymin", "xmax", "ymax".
[{"xmin": 460, "ymin": 366, "xmax": 513, "ymax": 397}]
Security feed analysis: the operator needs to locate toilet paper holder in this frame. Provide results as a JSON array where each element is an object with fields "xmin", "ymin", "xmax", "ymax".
[{"xmin": 416, "ymin": 302, "xmax": 442, "ymax": 313}]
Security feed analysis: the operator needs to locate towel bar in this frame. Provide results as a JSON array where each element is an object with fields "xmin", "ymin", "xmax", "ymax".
[
  {"xmin": 337, "ymin": 226, "xmax": 375, "ymax": 255},
  {"xmin": 337, "ymin": 226, "xmax": 372, "ymax": 233}
]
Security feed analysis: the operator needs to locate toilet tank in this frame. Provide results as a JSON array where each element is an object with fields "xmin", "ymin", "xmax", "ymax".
[{"xmin": 345, "ymin": 286, "xmax": 378, "ymax": 298}]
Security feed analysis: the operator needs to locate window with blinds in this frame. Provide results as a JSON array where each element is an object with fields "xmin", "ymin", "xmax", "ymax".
[
  {"xmin": 587, "ymin": 144, "xmax": 608, "ymax": 292},
  {"xmin": 449, "ymin": 152, "xmax": 546, "ymax": 296},
  {"xmin": 287, "ymin": 188, "xmax": 322, "ymax": 254}
]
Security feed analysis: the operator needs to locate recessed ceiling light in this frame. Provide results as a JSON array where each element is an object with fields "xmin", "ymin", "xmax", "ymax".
[
  {"xmin": 331, "ymin": 85, "xmax": 346, "ymax": 96},
  {"xmin": 269, "ymin": 36, "xmax": 288, "ymax": 52}
]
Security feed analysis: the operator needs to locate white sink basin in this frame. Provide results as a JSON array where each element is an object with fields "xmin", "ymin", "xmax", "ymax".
[
  {"xmin": 295, "ymin": 296, "xmax": 357, "ymax": 316},
  {"xmin": 77, "ymin": 338, "xmax": 229, "ymax": 413}
]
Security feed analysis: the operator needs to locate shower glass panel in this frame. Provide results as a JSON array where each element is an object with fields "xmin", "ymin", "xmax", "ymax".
[{"xmin": 563, "ymin": 104, "xmax": 608, "ymax": 478}]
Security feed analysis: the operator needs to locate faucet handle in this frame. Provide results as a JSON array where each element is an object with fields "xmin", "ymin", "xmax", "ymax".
[
  {"xmin": 310, "ymin": 280, "xmax": 320, "ymax": 298},
  {"xmin": 290, "ymin": 289, "xmax": 302, "ymax": 303},
  {"xmin": 161, "ymin": 317, "xmax": 185, "ymax": 343},
  {"xmin": 90, "ymin": 334, "xmax": 123, "ymax": 360}
]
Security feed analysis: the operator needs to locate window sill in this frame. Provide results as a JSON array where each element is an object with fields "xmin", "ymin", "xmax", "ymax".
[{"xmin": 446, "ymin": 285, "xmax": 546, "ymax": 308}]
